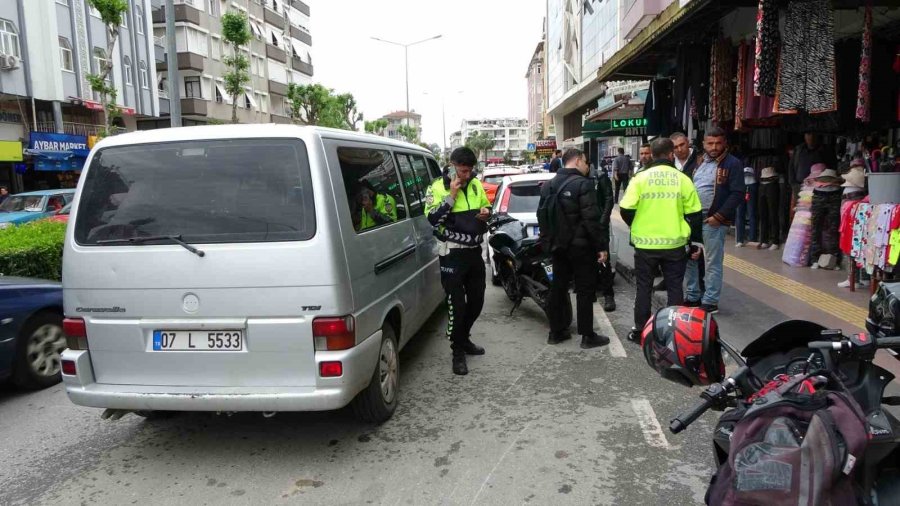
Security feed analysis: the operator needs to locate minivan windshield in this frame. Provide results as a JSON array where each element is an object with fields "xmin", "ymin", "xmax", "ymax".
[{"xmin": 74, "ymin": 139, "xmax": 315, "ymax": 245}]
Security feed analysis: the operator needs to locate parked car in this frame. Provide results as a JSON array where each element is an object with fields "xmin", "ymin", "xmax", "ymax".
[
  {"xmin": 61, "ymin": 125, "xmax": 445, "ymax": 423},
  {"xmin": 488, "ymin": 172, "xmax": 618, "ymax": 284},
  {"xmin": 45, "ymin": 203, "xmax": 71, "ymax": 223},
  {"xmin": 0, "ymin": 277, "xmax": 65, "ymax": 390},
  {"xmin": 480, "ymin": 167, "xmax": 523, "ymax": 205},
  {"xmin": 0, "ymin": 189, "xmax": 75, "ymax": 229}
]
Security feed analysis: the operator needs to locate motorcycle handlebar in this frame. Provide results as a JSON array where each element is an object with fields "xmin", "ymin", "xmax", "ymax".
[
  {"xmin": 670, "ymin": 396, "xmax": 714, "ymax": 434},
  {"xmin": 808, "ymin": 335, "xmax": 900, "ymax": 351}
]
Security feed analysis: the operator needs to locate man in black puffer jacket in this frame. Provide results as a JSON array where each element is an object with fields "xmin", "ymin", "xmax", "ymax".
[{"xmin": 538, "ymin": 148, "xmax": 610, "ymax": 349}]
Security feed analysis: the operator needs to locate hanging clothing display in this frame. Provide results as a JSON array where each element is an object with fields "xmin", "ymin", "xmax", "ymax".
[
  {"xmin": 777, "ymin": 0, "xmax": 837, "ymax": 114},
  {"xmin": 754, "ymin": 0, "xmax": 779, "ymax": 97},
  {"xmin": 849, "ymin": 203, "xmax": 899, "ymax": 274},
  {"xmin": 855, "ymin": 1, "xmax": 873, "ymax": 122},
  {"xmin": 674, "ymin": 42, "xmax": 710, "ymax": 133},
  {"xmin": 743, "ymin": 38, "xmax": 777, "ymax": 123},
  {"xmin": 644, "ymin": 79, "xmax": 675, "ymax": 137},
  {"xmin": 709, "ymin": 37, "xmax": 734, "ymax": 125},
  {"xmin": 736, "ymin": 41, "xmax": 747, "ymax": 131}
]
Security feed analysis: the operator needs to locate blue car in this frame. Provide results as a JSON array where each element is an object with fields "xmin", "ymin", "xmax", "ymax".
[
  {"xmin": 0, "ymin": 277, "xmax": 65, "ymax": 390},
  {"xmin": 0, "ymin": 189, "xmax": 76, "ymax": 229}
]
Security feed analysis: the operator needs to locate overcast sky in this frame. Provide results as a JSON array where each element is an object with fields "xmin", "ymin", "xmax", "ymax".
[{"xmin": 311, "ymin": 0, "xmax": 546, "ymax": 147}]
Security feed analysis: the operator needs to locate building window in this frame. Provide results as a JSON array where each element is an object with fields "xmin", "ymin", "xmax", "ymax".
[
  {"xmin": 0, "ymin": 19, "xmax": 20, "ymax": 58},
  {"xmin": 211, "ymin": 36, "xmax": 221, "ymax": 60},
  {"xmin": 135, "ymin": 6, "xmax": 144, "ymax": 34},
  {"xmin": 271, "ymin": 32, "xmax": 278, "ymax": 47},
  {"xmin": 186, "ymin": 27, "xmax": 208, "ymax": 56},
  {"xmin": 93, "ymin": 47, "xmax": 109, "ymax": 76},
  {"xmin": 207, "ymin": 0, "xmax": 220, "ymax": 17},
  {"xmin": 184, "ymin": 76, "xmax": 201, "ymax": 98},
  {"xmin": 123, "ymin": 56, "xmax": 133, "ymax": 85},
  {"xmin": 158, "ymin": 76, "xmax": 167, "ymax": 94},
  {"xmin": 215, "ymin": 86, "xmax": 223, "ymax": 103},
  {"xmin": 271, "ymin": 0, "xmax": 280, "ymax": 13},
  {"xmin": 58, "ymin": 37, "xmax": 73, "ymax": 72},
  {"xmin": 139, "ymin": 61, "xmax": 148, "ymax": 89},
  {"xmin": 121, "ymin": 9, "xmax": 128, "ymax": 28}
]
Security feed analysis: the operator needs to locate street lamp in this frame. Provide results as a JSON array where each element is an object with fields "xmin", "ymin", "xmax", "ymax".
[
  {"xmin": 423, "ymin": 90, "xmax": 463, "ymax": 158},
  {"xmin": 371, "ymin": 34, "xmax": 442, "ymax": 127}
]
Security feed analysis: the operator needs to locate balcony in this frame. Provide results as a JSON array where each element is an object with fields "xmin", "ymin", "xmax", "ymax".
[
  {"xmin": 292, "ymin": 0, "xmax": 310, "ymax": 16},
  {"xmin": 156, "ymin": 52, "xmax": 205, "ymax": 72},
  {"xmin": 291, "ymin": 57, "xmax": 313, "ymax": 76},
  {"xmin": 621, "ymin": 0, "xmax": 668, "ymax": 40},
  {"xmin": 154, "ymin": 36, "xmax": 165, "ymax": 63},
  {"xmin": 33, "ymin": 122, "xmax": 125, "ymax": 137},
  {"xmin": 268, "ymin": 80, "xmax": 289, "ymax": 96},
  {"xmin": 266, "ymin": 43, "xmax": 287, "ymax": 63},
  {"xmin": 290, "ymin": 26, "xmax": 312, "ymax": 46},
  {"xmin": 180, "ymin": 98, "xmax": 207, "ymax": 116},
  {"xmin": 263, "ymin": 4, "xmax": 285, "ymax": 26},
  {"xmin": 271, "ymin": 113, "xmax": 293, "ymax": 124},
  {"xmin": 151, "ymin": 3, "xmax": 201, "ymax": 25}
]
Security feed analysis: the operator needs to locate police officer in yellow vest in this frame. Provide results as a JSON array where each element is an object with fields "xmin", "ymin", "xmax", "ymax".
[
  {"xmin": 424, "ymin": 147, "xmax": 491, "ymax": 375},
  {"xmin": 619, "ymin": 137, "xmax": 704, "ymax": 343},
  {"xmin": 355, "ymin": 186, "xmax": 397, "ymax": 232}
]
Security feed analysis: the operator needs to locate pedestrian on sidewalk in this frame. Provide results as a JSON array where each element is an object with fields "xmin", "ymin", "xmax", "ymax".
[
  {"xmin": 671, "ymin": 132, "xmax": 699, "ymax": 177},
  {"xmin": 684, "ymin": 127, "xmax": 746, "ymax": 314},
  {"xmin": 593, "ymin": 156, "xmax": 617, "ymax": 312},
  {"xmin": 0, "ymin": 186, "xmax": 8, "ymax": 204},
  {"xmin": 612, "ymin": 148, "xmax": 633, "ymax": 202},
  {"xmin": 538, "ymin": 148, "xmax": 610, "ymax": 349},
  {"xmin": 757, "ymin": 166, "xmax": 782, "ymax": 250},
  {"xmin": 549, "ymin": 150, "xmax": 563, "ymax": 173},
  {"xmin": 619, "ymin": 138, "xmax": 703, "ymax": 342},
  {"xmin": 424, "ymin": 147, "xmax": 491, "ymax": 376},
  {"xmin": 637, "ymin": 143, "xmax": 652, "ymax": 172}
]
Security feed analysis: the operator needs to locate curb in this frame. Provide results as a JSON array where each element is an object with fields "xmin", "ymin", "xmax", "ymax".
[{"xmin": 614, "ymin": 255, "xmax": 671, "ymax": 309}]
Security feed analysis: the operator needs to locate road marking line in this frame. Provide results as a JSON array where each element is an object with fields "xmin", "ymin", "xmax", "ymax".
[
  {"xmin": 723, "ymin": 255, "xmax": 867, "ymax": 328},
  {"xmin": 505, "ymin": 346, "xmax": 548, "ymax": 393},
  {"xmin": 593, "ymin": 306, "xmax": 627, "ymax": 358},
  {"xmin": 630, "ymin": 399, "xmax": 671, "ymax": 450},
  {"xmin": 470, "ymin": 422, "xmax": 531, "ymax": 505}
]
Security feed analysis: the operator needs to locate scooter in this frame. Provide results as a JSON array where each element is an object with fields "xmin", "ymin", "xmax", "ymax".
[
  {"xmin": 487, "ymin": 214, "xmax": 571, "ymax": 324},
  {"xmin": 663, "ymin": 282, "xmax": 900, "ymax": 503}
]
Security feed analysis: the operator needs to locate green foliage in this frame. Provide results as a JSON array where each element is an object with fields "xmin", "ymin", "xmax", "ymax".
[
  {"xmin": 0, "ymin": 221, "xmax": 67, "ymax": 281},
  {"xmin": 465, "ymin": 131, "xmax": 494, "ymax": 163},
  {"xmin": 88, "ymin": 0, "xmax": 127, "ymax": 27},
  {"xmin": 286, "ymin": 83, "xmax": 358, "ymax": 129},
  {"xmin": 397, "ymin": 124, "xmax": 420, "ymax": 144},
  {"xmin": 364, "ymin": 119, "xmax": 388, "ymax": 135},
  {"xmin": 503, "ymin": 150, "xmax": 513, "ymax": 164},
  {"xmin": 221, "ymin": 11, "xmax": 252, "ymax": 123}
]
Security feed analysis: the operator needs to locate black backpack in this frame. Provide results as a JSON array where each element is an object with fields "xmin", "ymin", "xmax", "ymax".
[{"xmin": 537, "ymin": 175, "xmax": 579, "ymax": 250}]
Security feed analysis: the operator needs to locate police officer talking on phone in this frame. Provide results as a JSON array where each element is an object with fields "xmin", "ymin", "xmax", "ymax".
[{"xmin": 424, "ymin": 147, "xmax": 492, "ymax": 376}]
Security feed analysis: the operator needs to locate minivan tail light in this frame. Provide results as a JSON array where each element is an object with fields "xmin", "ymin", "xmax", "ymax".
[
  {"xmin": 498, "ymin": 188, "xmax": 511, "ymax": 213},
  {"xmin": 312, "ymin": 316, "xmax": 356, "ymax": 351},
  {"xmin": 319, "ymin": 361, "xmax": 343, "ymax": 377},
  {"xmin": 61, "ymin": 359, "xmax": 77, "ymax": 376},
  {"xmin": 63, "ymin": 317, "xmax": 89, "ymax": 350}
]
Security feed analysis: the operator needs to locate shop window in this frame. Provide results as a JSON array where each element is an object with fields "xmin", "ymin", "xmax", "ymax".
[{"xmin": 338, "ymin": 147, "xmax": 406, "ymax": 233}]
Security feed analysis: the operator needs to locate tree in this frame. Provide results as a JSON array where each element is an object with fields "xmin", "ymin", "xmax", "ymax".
[
  {"xmin": 465, "ymin": 131, "xmax": 494, "ymax": 165},
  {"xmin": 221, "ymin": 11, "xmax": 251, "ymax": 124},
  {"xmin": 86, "ymin": 0, "xmax": 127, "ymax": 136},
  {"xmin": 364, "ymin": 119, "xmax": 388, "ymax": 136},
  {"xmin": 335, "ymin": 93, "xmax": 362, "ymax": 131},
  {"xmin": 286, "ymin": 83, "xmax": 358, "ymax": 129},
  {"xmin": 397, "ymin": 124, "xmax": 420, "ymax": 144},
  {"xmin": 503, "ymin": 150, "xmax": 513, "ymax": 165}
]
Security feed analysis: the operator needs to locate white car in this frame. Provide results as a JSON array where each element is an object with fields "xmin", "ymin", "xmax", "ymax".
[{"xmin": 487, "ymin": 173, "xmax": 618, "ymax": 284}]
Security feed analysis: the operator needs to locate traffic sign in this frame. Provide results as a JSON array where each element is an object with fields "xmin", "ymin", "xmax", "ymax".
[{"xmin": 526, "ymin": 143, "xmax": 536, "ymax": 152}]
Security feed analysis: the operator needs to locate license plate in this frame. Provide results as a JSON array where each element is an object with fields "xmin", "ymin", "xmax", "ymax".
[
  {"xmin": 532, "ymin": 226, "xmax": 540, "ymax": 236},
  {"xmin": 152, "ymin": 330, "xmax": 243, "ymax": 351},
  {"xmin": 544, "ymin": 264, "xmax": 554, "ymax": 281}
]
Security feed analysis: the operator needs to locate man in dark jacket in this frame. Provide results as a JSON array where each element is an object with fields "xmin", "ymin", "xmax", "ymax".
[
  {"xmin": 612, "ymin": 148, "xmax": 633, "ymax": 201},
  {"xmin": 538, "ymin": 148, "xmax": 610, "ymax": 349},
  {"xmin": 594, "ymin": 163, "xmax": 616, "ymax": 312},
  {"xmin": 684, "ymin": 127, "xmax": 745, "ymax": 314},
  {"xmin": 549, "ymin": 150, "xmax": 563, "ymax": 173},
  {"xmin": 671, "ymin": 132, "xmax": 699, "ymax": 177}
]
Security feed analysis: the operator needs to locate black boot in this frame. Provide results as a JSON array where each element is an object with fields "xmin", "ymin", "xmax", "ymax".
[
  {"xmin": 581, "ymin": 332, "xmax": 610, "ymax": 349},
  {"xmin": 452, "ymin": 354, "xmax": 468, "ymax": 375},
  {"xmin": 547, "ymin": 331, "xmax": 572, "ymax": 345},
  {"xmin": 463, "ymin": 340, "xmax": 485, "ymax": 356},
  {"xmin": 603, "ymin": 295, "xmax": 616, "ymax": 312}
]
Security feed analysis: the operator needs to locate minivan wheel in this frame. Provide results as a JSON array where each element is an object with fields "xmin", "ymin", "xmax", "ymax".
[
  {"xmin": 13, "ymin": 311, "xmax": 65, "ymax": 390},
  {"xmin": 352, "ymin": 325, "xmax": 399, "ymax": 424}
]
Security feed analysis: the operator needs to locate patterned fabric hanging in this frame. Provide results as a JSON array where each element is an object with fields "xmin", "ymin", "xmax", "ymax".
[
  {"xmin": 777, "ymin": 0, "xmax": 837, "ymax": 113},
  {"xmin": 709, "ymin": 38, "xmax": 735, "ymax": 124},
  {"xmin": 754, "ymin": 0, "xmax": 779, "ymax": 97},
  {"xmin": 855, "ymin": 1, "xmax": 873, "ymax": 122},
  {"xmin": 736, "ymin": 41, "xmax": 747, "ymax": 130}
]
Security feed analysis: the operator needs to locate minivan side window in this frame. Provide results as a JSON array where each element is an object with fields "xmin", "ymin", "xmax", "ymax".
[
  {"xmin": 394, "ymin": 153, "xmax": 425, "ymax": 217},
  {"xmin": 337, "ymin": 147, "xmax": 406, "ymax": 233},
  {"xmin": 426, "ymin": 157, "xmax": 442, "ymax": 180}
]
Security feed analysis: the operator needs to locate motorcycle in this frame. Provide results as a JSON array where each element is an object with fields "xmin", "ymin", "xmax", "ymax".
[
  {"xmin": 487, "ymin": 214, "xmax": 571, "ymax": 324},
  {"xmin": 657, "ymin": 281, "xmax": 900, "ymax": 504}
]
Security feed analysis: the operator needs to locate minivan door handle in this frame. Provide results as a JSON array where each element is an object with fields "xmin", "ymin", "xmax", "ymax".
[{"xmin": 374, "ymin": 245, "xmax": 417, "ymax": 275}]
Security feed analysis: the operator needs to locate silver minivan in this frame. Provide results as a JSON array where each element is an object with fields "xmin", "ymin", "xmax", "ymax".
[{"xmin": 60, "ymin": 125, "xmax": 444, "ymax": 423}]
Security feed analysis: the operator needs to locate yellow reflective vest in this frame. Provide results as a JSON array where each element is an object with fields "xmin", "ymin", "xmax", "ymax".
[
  {"xmin": 424, "ymin": 177, "xmax": 491, "ymax": 246},
  {"xmin": 358, "ymin": 193, "xmax": 397, "ymax": 231},
  {"xmin": 619, "ymin": 162, "xmax": 702, "ymax": 249}
]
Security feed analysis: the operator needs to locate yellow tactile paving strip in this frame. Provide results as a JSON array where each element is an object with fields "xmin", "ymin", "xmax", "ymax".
[{"xmin": 723, "ymin": 255, "xmax": 868, "ymax": 328}]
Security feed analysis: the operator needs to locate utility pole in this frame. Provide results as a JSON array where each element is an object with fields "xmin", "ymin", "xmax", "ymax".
[{"xmin": 165, "ymin": 0, "xmax": 182, "ymax": 127}]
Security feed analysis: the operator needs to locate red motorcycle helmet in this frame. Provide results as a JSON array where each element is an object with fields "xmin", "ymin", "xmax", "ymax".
[{"xmin": 641, "ymin": 306, "xmax": 725, "ymax": 387}]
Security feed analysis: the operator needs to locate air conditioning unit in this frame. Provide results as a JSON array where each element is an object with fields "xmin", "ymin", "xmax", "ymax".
[{"xmin": 0, "ymin": 54, "xmax": 20, "ymax": 70}]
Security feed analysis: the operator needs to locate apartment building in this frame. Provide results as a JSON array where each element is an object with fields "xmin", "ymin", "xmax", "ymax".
[
  {"xmin": 455, "ymin": 118, "xmax": 528, "ymax": 164},
  {"xmin": 0, "ymin": 0, "xmax": 159, "ymax": 193},
  {"xmin": 525, "ymin": 40, "xmax": 544, "ymax": 145},
  {"xmin": 145, "ymin": 0, "xmax": 313, "ymax": 128},
  {"xmin": 380, "ymin": 110, "xmax": 422, "ymax": 141}
]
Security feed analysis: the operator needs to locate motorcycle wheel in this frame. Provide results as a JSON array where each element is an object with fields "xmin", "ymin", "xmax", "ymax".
[{"xmin": 498, "ymin": 261, "xmax": 519, "ymax": 302}]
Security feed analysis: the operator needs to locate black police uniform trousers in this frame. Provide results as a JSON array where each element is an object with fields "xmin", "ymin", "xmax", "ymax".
[
  {"xmin": 439, "ymin": 247, "xmax": 486, "ymax": 355},
  {"xmin": 633, "ymin": 247, "xmax": 688, "ymax": 331},
  {"xmin": 550, "ymin": 246, "xmax": 598, "ymax": 336}
]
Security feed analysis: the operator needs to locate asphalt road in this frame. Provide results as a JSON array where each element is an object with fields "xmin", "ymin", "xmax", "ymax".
[{"xmin": 1, "ymin": 273, "xmax": 738, "ymax": 506}]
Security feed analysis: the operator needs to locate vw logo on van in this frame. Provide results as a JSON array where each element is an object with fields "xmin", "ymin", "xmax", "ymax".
[{"xmin": 182, "ymin": 293, "xmax": 200, "ymax": 313}]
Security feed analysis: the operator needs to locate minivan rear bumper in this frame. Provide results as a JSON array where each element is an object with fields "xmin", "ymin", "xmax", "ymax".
[{"xmin": 60, "ymin": 330, "xmax": 382, "ymax": 412}]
